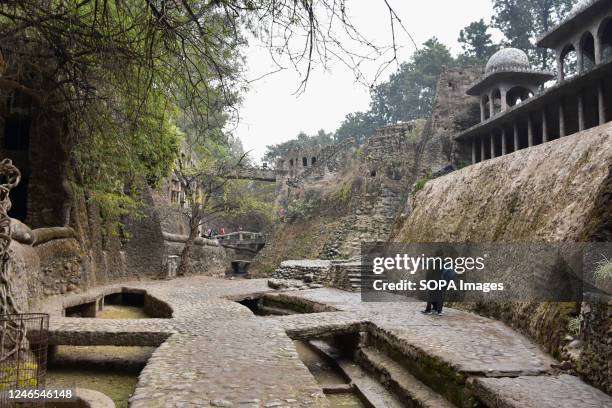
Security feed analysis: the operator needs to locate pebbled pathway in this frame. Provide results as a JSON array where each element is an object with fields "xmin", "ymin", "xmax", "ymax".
[{"xmin": 33, "ymin": 276, "xmax": 612, "ymax": 408}]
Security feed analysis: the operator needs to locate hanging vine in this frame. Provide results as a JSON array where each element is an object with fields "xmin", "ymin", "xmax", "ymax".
[{"xmin": 0, "ymin": 158, "xmax": 21, "ymax": 316}]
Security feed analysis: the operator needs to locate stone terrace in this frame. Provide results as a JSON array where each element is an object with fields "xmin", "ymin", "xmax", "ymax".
[{"xmin": 33, "ymin": 276, "xmax": 612, "ymax": 408}]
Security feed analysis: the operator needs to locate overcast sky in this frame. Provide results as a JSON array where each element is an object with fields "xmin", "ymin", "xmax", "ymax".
[{"xmin": 235, "ymin": 0, "xmax": 497, "ymax": 162}]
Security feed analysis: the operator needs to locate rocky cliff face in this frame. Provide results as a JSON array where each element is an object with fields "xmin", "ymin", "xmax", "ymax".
[
  {"xmin": 395, "ymin": 124, "xmax": 612, "ymax": 392},
  {"xmin": 254, "ymin": 66, "xmax": 483, "ymax": 272}
]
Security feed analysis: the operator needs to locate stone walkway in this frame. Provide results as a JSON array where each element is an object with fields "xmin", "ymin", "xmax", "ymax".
[{"xmin": 34, "ymin": 276, "xmax": 612, "ymax": 408}]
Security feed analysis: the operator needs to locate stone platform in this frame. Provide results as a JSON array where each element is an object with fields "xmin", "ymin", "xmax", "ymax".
[{"xmin": 33, "ymin": 277, "xmax": 612, "ymax": 408}]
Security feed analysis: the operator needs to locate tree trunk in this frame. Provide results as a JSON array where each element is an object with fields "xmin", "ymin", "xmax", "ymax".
[{"xmin": 177, "ymin": 222, "xmax": 199, "ymax": 276}]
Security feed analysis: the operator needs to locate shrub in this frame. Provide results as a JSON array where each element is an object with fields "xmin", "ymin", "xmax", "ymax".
[
  {"xmin": 413, "ymin": 171, "xmax": 432, "ymax": 195},
  {"xmin": 593, "ymin": 257, "xmax": 612, "ymax": 286},
  {"xmin": 405, "ymin": 119, "xmax": 426, "ymax": 143},
  {"xmin": 567, "ymin": 315, "xmax": 582, "ymax": 337}
]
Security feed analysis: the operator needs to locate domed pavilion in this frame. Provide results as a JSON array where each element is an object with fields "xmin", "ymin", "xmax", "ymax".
[{"xmin": 468, "ymin": 48, "xmax": 554, "ymax": 122}]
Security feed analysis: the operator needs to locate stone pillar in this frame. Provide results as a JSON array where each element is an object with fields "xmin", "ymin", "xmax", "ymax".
[
  {"xmin": 501, "ymin": 128, "xmax": 507, "ymax": 155},
  {"xmin": 559, "ymin": 102, "xmax": 566, "ymax": 137},
  {"xmin": 490, "ymin": 133, "xmax": 496, "ymax": 158},
  {"xmin": 578, "ymin": 93, "xmax": 585, "ymax": 131},
  {"xmin": 594, "ymin": 35, "xmax": 602, "ymax": 65},
  {"xmin": 489, "ymin": 91, "xmax": 495, "ymax": 118},
  {"xmin": 542, "ymin": 110, "xmax": 549, "ymax": 143},
  {"xmin": 527, "ymin": 115, "xmax": 534, "ymax": 147},
  {"xmin": 598, "ymin": 81, "xmax": 606, "ymax": 125},
  {"xmin": 577, "ymin": 47, "xmax": 584, "ymax": 75},
  {"xmin": 480, "ymin": 98, "xmax": 486, "ymax": 122},
  {"xmin": 501, "ymin": 87, "xmax": 508, "ymax": 112},
  {"xmin": 481, "ymin": 136, "xmax": 485, "ymax": 161},
  {"xmin": 513, "ymin": 122, "xmax": 519, "ymax": 151},
  {"xmin": 472, "ymin": 139, "xmax": 476, "ymax": 164}
]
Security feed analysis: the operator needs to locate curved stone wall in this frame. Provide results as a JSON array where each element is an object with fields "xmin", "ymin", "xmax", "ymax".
[
  {"xmin": 395, "ymin": 123, "xmax": 612, "ymax": 391},
  {"xmin": 398, "ymin": 125, "xmax": 612, "ymax": 243}
]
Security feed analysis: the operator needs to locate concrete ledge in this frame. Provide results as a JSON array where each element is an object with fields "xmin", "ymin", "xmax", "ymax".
[
  {"xmin": 162, "ymin": 232, "xmax": 219, "ymax": 247},
  {"xmin": 469, "ymin": 375, "xmax": 612, "ymax": 408},
  {"xmin": 59, "ymin": 287, "xmax": 173, "ymax": 318},
  {"xmin": 49, "ymin": 330, "xmax": 173, "ymax": 346},
  {"xmin": 32, "ymin": 227, "xmax": 77, "ymax": 246}
]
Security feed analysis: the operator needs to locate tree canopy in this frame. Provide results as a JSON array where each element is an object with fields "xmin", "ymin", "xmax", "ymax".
[
  {"xmin": 457, "ymin": 19, "xmax": 499, "ymax": 65},
  {"xmin": 492, "ymin": 0, "xmax": 575, "ymax": 69},
  {"xmin": 0, "ymin": 0, "xmax": 411, "ymax": 222},
  {"xmin": 263, "ymin": 130, "xmax": 334, "ymax": 165}
]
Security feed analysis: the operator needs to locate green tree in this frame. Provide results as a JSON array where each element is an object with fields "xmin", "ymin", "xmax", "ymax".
[
  {"xmin": 0, "ymin": 0, "xmax": 405, "ymax": 225},
  {"xmin": 369, "ymin": 38, "xmax": 455, "ymax": 125},
  {"xmin": 492, "ymin": 0, "xmax": 576, "ymax": 69},
  {"xmin": 263, "ymin": 130, "xmax": 334, "ymax": 165},
  {"xmin": 334, "ymin": 112, "xmax": 378, "ymax": 145},
  {"xmin": 458, "ymin": 19, "xmax": 499, "ymax": 65}
]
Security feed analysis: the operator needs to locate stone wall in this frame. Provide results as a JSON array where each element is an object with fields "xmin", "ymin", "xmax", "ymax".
[
  {"xmin": 272, "ymin": 260, "xmax": 332, "ymax": 282},
  {"xmin": 394, "ymin": 124, "xmax": 612, "ymax": 391},
  {"xmin": 33, "ymin": 238, "xmax": 89, "ymax": 297},
  {"xmin": 163, "ymin": 240, "xmax": 228, "ymax": 277},
  {"xmin": 256, "ymin": 66, "xmax": 483, "ymax": 272},
  {"xmin": 578, "ymin": 293, "xmax": 611, "ymax": 393},
  {"xmin": 271, "ymin": 259, "xmax": 360, "ymax": 291},
  {"xmin": 428, "ymin": 66, "xmax": 482, "ymax": 169},
  {"xmin": 123, "ymin": 186, "xmax": 167, "ymax": 278}
]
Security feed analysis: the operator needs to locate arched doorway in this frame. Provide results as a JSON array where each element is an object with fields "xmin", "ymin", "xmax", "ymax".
[
  {"xmin": 580, "ymin": 31, "xmax": 595, "ymax": 72},
  {"xmin": 506, "ymin": 86, "xmax": 534, "ymax": 107},
  {"xmin": 598, "ymin": 18, "xmax": 612, "ymax": 63},
  {"xmin": 560, "ymin": 44, "xmax": 578, "ymax": 79}
]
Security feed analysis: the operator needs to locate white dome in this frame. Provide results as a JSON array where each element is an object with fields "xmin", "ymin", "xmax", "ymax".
[{"xmin": 485, "ymin": 48, "xmax": 531, "ymax": 75}]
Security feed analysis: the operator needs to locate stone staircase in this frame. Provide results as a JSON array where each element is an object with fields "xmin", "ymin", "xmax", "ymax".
[
  {"xmin": 322, "ymin": 186, "xmax": 404, "ymax": 260},
  {"xmin": 357, "ymin": 346, "xmax": 456, "ymax": 407}
]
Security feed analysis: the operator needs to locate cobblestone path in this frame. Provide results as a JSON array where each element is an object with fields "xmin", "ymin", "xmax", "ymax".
[{"xmin": 34, "ymin": 277, "xmax": 612, "ymax": 408}]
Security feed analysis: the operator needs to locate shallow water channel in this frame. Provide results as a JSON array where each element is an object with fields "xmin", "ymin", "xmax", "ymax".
[
  {"xmin": 47, "ymin": 305, "xmax": 154, "ymax": 408},
  {"xmin": 293, "ymin": 340, "xmax": 365, "ymax": 408}
]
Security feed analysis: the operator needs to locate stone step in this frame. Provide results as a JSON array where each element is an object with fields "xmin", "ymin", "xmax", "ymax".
[
  {"xmin": 358, "ymin": 347, "xmax": 456, "ymax": 408},
  {"xmin": 309, "ymin": 341, "xmax": 404, "ymax": 408}
]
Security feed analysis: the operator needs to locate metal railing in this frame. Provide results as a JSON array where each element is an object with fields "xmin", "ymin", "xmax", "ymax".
[
  {"xmin": 0, "ymin": 313, "xmax": 49, "ymax": 407},
  {"xmin": 216, "ymin": 232, "xmax": 265, "ymax": 242}
]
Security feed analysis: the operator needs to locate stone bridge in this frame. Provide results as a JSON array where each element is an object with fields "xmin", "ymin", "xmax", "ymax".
[
  {"xmin": 225, "ymin": 166, "xmax": 280, "ymax": 182},
  {"xmin": 217, "ymin": 231, "xmax": 266, "ymax": 256}
]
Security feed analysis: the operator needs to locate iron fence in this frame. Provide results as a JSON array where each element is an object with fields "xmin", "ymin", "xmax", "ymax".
[{"xmin": 0, "ymin": 313, "xmax": 48, "ymax": 407}]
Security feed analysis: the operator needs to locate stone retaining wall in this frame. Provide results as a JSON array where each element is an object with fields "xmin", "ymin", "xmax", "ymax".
[
  {"xmin": 395, "ymin": 124, "xmax": 612, "ymax": 391},
  {"xmin": 163, "ymin": 241, "xmax": 228, "ymax": 277},
  {"xmin": 578, "ymin": 292, "xmax": 611, "ymax": 394},
  {"xmin": 272, "ymin": 260, "xmax": 332, "ymax": 282},
  {"xmin": 272, "ymin": 260, "xmax": 360, "ymax": 291}
]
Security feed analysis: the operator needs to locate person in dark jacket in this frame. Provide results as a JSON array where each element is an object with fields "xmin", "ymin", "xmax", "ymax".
[
  {"xmin": 421, "ymin": 246, "xmax": 457, "ymax": 316},
  {"xmin": 421, "ymin": 249, "xmax": 444, "ymax": 315},
  {"xmin": 434, "ymin": 266, "xmax": 457, "ymax": 315}
]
